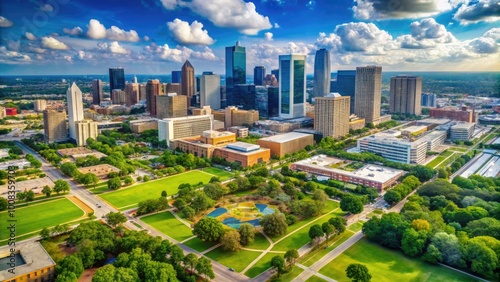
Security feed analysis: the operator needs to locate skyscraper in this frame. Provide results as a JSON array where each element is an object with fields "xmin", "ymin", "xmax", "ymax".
[
  {"xmin": 171, "ymin": 71, "xmax": 182, "ymax": 83},
  {"xmin": 43, "ymin": 110, "xmax": 67, "ymax": 142},
  {"xmin": 67, "ymin": 82, "xmax": 84, "ymax": 140},
  {"xmin": 254, "ymin": 66, "xmax": 265, "ymax": 86},
  {"xmin": 146, "ymin": 79, "xmax": 160, "ymax": 116},
  {"xmin": 111, "ymin": 89, "xmax": 126, "ymax": 105},
  {"xmin": 314, "ymin": 93, "xmax": 350, "ymax": 139},
  {"xmin": 336, "ymin": 70, "xmax": 356, "ymax": 114},
  {"xmin": 156, "ymin": 94, "xmax": 188, "ymax": 119},
  {"xmin": 75, "ymin": 120, "xmax": 98, "ymax": 146},
  {"xmin": 268, "ymin": 86, "xmax": 279, "ymax": 118},
  {"xmin": 390, "ymin": 75, "xmax": 422, "ymax": 115},
  {"xmin": 92, "ymin": 79, "xmax": 103, "ymax": 105},
  {"xmin": 181, "ymin": 60, "xmax": 195, "ymax": 107},
  {"xmin": 200, "ymin": 72, "xmax": 221, "ymax": 110},
  {"xmin": 225, "ymin": 41, "xmax": 246, "ymax": 88},
  {"xmin": 354, "ymin": 66, "xmax": 382, "ymax": 124},
  {"xmin": 109, "ymin": 67, "xmax": 125, "ymax": 91},
  {"xmin": 279, "ymin": 54, "xmax": 306, "ymax": 118},
  {"xmin": 271, "ymin": 69, "xmax": 279, "ymax": 82},
  {"xmin": 313, "ymin": 49, "xmax": 331, "ymax": 98},
  {"xmin": 421, "ymin": 93, "xmax": 437, "ymax": 107},
  {"xmin": 125, "ymin": 82, "xmax": 140, "ymax": 106}
]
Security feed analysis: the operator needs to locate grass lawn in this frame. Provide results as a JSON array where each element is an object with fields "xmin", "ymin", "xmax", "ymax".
[
  {"xmin": 205, "ymin": 248, "xmax": 262, "ymax": 273},
  {"xmin": 272, "ymin": 216, "xmax": 332, "ymax": 252},
  {"xmin": 234, "ymin": 189, "xmax": 257, "ymax": 197},
  {"xmin": 245, "ymin": 232, "xmax": 271, "ymax": 250},
  {"xmin": 319, "ymin": 238, "xmax": 479, "ymax": 282},
  {"xmin": 99, "ymin": 171, "xmax": 214, "ymax": 209},
  {"xmin": 90, "ymin": 185, "xmax": 110, "ymax": 194},
  {"xmin": 450, "ymin": 147, "xmax": 468, "ymax": 152},
  {"xmin": 182, "ymin": 237, "xmax": 217, "ymax": 253},
  {"xmin": 141, "ymin": 211, "xmax": 193, "ymax": 242},
  {"xmin": 274, "ymin": 265, "xmax": 304, "ymax": 282},
  {"xmin": 300, "ymin": 231, "xmax": 355, "ymax": 267},
  {"xmin": 244, "ymin": 252, "xmax": 276, "ymax": 278},
  {"xmin": 437, "ymin": 153, "xmax": 461, "ymax": 169},
  {"xmin": 347, "ymin": 221, "xmax": 364, "ymax": 232},
  {"xmin": 202, "ymin": 167, "xmax": 233, "ymax": 181},
  {"xmin": 0, "ymin": 198, "xmax": 83, "ymax": 241},
  {"xmin": 306, "ymin": 275, "xmax": 328, "ymax": 282}
]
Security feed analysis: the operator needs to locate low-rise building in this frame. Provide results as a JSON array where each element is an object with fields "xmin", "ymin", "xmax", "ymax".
[
  {"xmin": 158, "ymin": 115, "xmax": 213, "ymax": 144},
  {"xmin": 77, "ymin": 164, "xmax": 120, "ymax": 179},
  {"xmin": 227, "ymin": 126, "xmax": 249, "ymax": 138},
  {"xmin": 213, "ymin": 142, "xmax": 270, "ymax": 167},
  {"xmin": 401, "ymin": 125, "xmax": 427, "ymax": 137},
  {"xmin": 349, "ymin": 115, "xmax": 365, "ymax": 131},
  {"xmin": 258, "ymin": 132, "xmax": 314, "ymax": 157},
  {"xmin": 430, "ymin": 106, "xmax": 474, "ymax": 122},
  {"xmin": 57, "ymin": 147, "xmax": 107, "ymax": 160},
  {"xmin": 130, "ymin": 119, "xmax": 158, "ymax": 133},
  {"xmin": 418, "ymin": 130, "xmax": 447, "ymax": 151},
  {"xmin": 0, "ymin": 160, "xmax": 31, "ymax": 170},
  {"xmin": 450, "ymin": 122, "xmax": 475, "ymax": 141},
  {"xmin": 0, "ymin": 241, "xmax": 56, "ymax": 282}
]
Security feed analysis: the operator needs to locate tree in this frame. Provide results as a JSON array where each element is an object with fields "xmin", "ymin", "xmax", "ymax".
[
  {"xmin": 340, "ymin": 194, "xmax": 364, "ymax": 215},
  {"xmin": 196, "ymin": 257, "xmax": 215, "ymax": 281},
  {"xmin": 79, "ymin": 173, "xmax": 99, "ymax": 188},
  {"xmin": 55, "ymin": 271, "xmax": 78, "ymax": 282},
  {"xmin": 181, "ymin": 206, "xmax": 195, "ymax": 220},
  {"xmin": 55, "ymin": 255, "xmax": 84, "ymax": 277},
  {"xmin": 284, "ymin": 249, "xmax": 299, "ymax": 267},
  {"xmin": 221, "ymin": 229, "xmax": 242, "ymax": 252},
  {"xmin": 108, "ymin": 177, "xmax": 122, "ymax": 190},
  {"xmin": 437, "ymin": 168, "xmax": 448, "ymax": 179},
  {"xmin": 25, "ymin": 190, "xmax": 35, "ymax": 205},
  {"xmin": 161, "ymin": 190, "xmax": 167, "ymax": 198},
  {"xmin": 309, "ymin": 224, "xmax": 324, "ymax": 245},
  {"xmin": 238, "ymin": 223, "xmax": 255, "ymax": 246},
  {"xmin": 124, "ymin": 176, "xmax": 134, "ymax": 186},
  {"xmin": 313, "ymin": 189, "xmax": 328, "ymax": 210},
  {"xmin": 422, "ymin": 244, "xmax": 442, "ymax": 264},
  {"xmin": 384, "ymin": 190, "xmax": 402, "ymax": 205},
  {"xmin": 193, "ymin": 217, "xmax": 225, "ymax": 242},
  {"xmin": 53, "ymin": 180, "xmax": 70, "ymax": 194},
  {"xmin": 401, "ymin": 228, "xmax": 428, "ymax": 257},
  {"xmin": 346, "ymin": 263, "xmax": 371, "ymax": 282},
  {"xmin": 40, "ymin": 227, "xmax": 50, "ymax": 240},
  {"xmin": 465, "ymin": 240, "xmax": 498, "ymax": 278},
  {"xmin": 203, "ymin": 182, "xmax": 227, "ymax": 200},
  {"xmin": 143, "ymin": 175, "xmax": 150, "ymax": 182},
  {"xmin": 42, "ymin": 185, "xmax": 52, "ymax": 198},
  {"xmin": 329, "ymin": 216, "xmax": 347, "ymax": 235},
  {"xmin": 60, "ymin": 162, "xmax": 79, "ymax": 177},
  {"xmin": 183, "ymin": 253, "xmax": 198, "ymax": 273},
  {"xmin": 260, "ymin": 213, "xmax": 288, "ymax": 237},
  {"xmin": 322, "ymin": 222, "xmax": 335, "ymax": 243},
  {"xmin": 271, "ymin": 255, "xmax": 286, "ymax": 277},
  {"xmin": 105, "ymin": 212, "xmax": 127, "ymax": 228},
  {"xmin": 430, "ymin": 232, "xmax": 464, "ymax": 267}
]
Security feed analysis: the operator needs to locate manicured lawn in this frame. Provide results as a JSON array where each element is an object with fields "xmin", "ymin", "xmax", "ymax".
[
  {"xmin": 245, "ymin": 232, "xmax": 271, "ymax": 250},
  {"xmin": 141, "ymin": 211, "xmax": 193, "ymax": 242},
  {"xmin": 202, "ymin": 167, "xmax": 233, "ymax": 181},
  {"xmin": 300, "ymin": 231, "xmax": 355, "ymax": 267},
  {"xmin": 319, "ymin": 238, "xmax": 479, "ymax": 282},
  {"xmin": 272, "ymin": 216, "xmax": 332, "ymax": 252},
  {"xmin": 0, "ymin": 198, "xmax": 83, "ymax": 241},
  {"xmin": 234, "ymin": 189, "xmax": 257, "ymax": 197},
  {"xmin": 99, "ymin": 171, "xmax": 214, "ymax": 209},
  {"xmin": 347, "ymin": 221, "xmax": 364, "ymax": 232},
  {"xmin": 244, "ymin": 252, "xmax": 276, "ymax": 278},
  {"xmin": 306, "ymin": 275, "xmax": 328, "ymax": 282},
  {"xmin": 90, "ymin": 185, "xmax": 110, "ymax": 194},
  {"xmin": 182, "ymin": 237, "xmax": 218, "ymax": 252},
  {"xmin": 437, "ymin": 153, "xmax": 461, "ymax": 169},
  {"xmin": 205, "ymin": 248, "xmax": 262, "ymax": 273},
  {"xmin": 275, "ymin": 265, "xmax": 304, "ymax": 282}
]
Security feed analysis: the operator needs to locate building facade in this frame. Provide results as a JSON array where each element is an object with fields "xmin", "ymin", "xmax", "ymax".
[
  {"xmin": 200, "ymin": 72, "xmax": 221, "ymax": 110},
  {"xmin": 354, "ymin": 66, "xmax": 382, "ymax": 124},
  {"xmin": 181, "ymin": 60, "xmax": 195, "ymax": 107},
  {"xmin": 130, "ymin": 120, "xmax": 158, "ymax": 133},
  {"xmin": 92, "ymin": 79, "xmax": 103, "ymax": 105},
  {"xmin": 109, "ymin": 67, "xmax": 125, "ymax": 91},
  {"xmin": 451, "ymin": 122, "xmax": 475, "ymax": 141},
  {"xmin": 75, "ymin": 120, "xmax": 98, "ymax": 146},
  {"xmin": 390, "ymin": 75, "xmax": 422, "ymax": 115},
  {"xmin": 67, "ymin": 82, "xmax": 84, "ymax": 140},
  {"xmin": 43, "ymin": 110, "xmax": 67, "ymax": 142},
  {"xmin": 34, "ymin": 100, "xmax": 47, "ymax": 112},
  {"xmin": 314, "ymin": 94, "xmax": 350, "ymax": 139},
  {"xmin": 254, "ymin": 66, "xmax": 265, "ymax": 86},
  {"xmin": 213, "ymin": 142, "xmax": 270, "ymax": 168},
  {"xmin": 0, "ymin": 242, "xmax": 56, "ymax": 282},
  {"xmin": 125, "ymin": 83, "xmax": 140, "ymax": 106},
  {"xmin": 357, "ymin": 134, "xmax": 427, "ymax": 164},
  {"xmin": 336, "ymin": 70, "xmax": 356, "ymax": 114},
  {"xmin": 224, "ymin": 106, "xmax": 259, "ymax": 128},
  {"xmin": 225, "ymin": 41, "xmax": 246, "ymax": 88},
  {"xmin": 313, "ymin": 48, "xmax": 331, "ymax": 98},
  {"xmin": 171, "ymin": 70, "xmax": 182, "ymax": 83},
  {"xmin": 258, "ymin": 132, "xmax": 314, "ymax": 157},
  {"xmin": 158, "ymin": 115, "xmax": 212, "ymax": 144},
  {"xmin": 421, "ymin": 93, "xmax": 437, "ymax": 107},
  {"xmin": 156, "ymin": 94, "xmax": 187, "ymax": 119},
  {"xmin": 279, "ymin": 54, "xmax": 307, "ymax": 119},
  {"xmin": 268, "ymin": 86, "xmax": 280, "ymax": 118},
  {"xmin": 429, "ymin": 107, "xmax": 474, "ymax": 122},
  {"xmin": 111, "ymin": 89, "xmax": 126, "ymax": 105},
  {"xmin": 146, "ymin": 79, "xmax": 160, "ymax": 116}
]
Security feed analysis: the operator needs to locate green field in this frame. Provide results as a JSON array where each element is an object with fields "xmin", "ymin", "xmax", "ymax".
[
  {"xmin": 205, "ymin": 248, "xmax": 262, "ymax": 273},
  {"xmin": 0, "ymin": 198, "xmax": 83, "ymax": 241},
  {"xmin": 202, "ymin": 167, "xmax": 233, "ymax": 181},
  {"xmin": 300, "ymin": 231, "xmax": 355, "ymax": 267},
  {"xmin": 141, "ymin": 211, "xmax": 193, "ymax": 242},
  {"xmin": 244, "ymin": 253, "xmax": 275, "ymax": 278},
  {"xmin": 245, "ymin": 232, "xmax": 271, "ymax": 250},
  {"xmin": 427, "ymin": 150, "xmax": 454, "ymax": 168},
  {"xmin": 319, "ymin": 238, "xmax": 479, "ymax": 282},
  {"xmin": 182, "ymin": 237, "xmax": 218, "ymax": 252},
  {"xmin": 99, "ymin": 171, "xmax": 214, "ymax": 209},
  {"xmin": 272, "ymin": 216, "xmax": 332, "ymax": 252},
  {"xmin": 306, "ymin": 275, "xmax": 328, "ymax": 282},
  {"xmin": 347, "ymin": 221, "xmax": 364, "ymax": 232}
]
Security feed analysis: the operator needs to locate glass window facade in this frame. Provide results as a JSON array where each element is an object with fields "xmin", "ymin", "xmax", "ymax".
[
  {"xmin": 293, "ymin": 60, "xmax": 305, "ymax": 104},
  {"xmin": 225, "ymin": 46, "xmax": 246, "ymax": 88},
  {"xmin": 281, "ymin": 60, "xmax": 290, "ymax": 114},
  {"xmin": 109, "ymin": 68, "xmax": 125, "ymax": 91}
]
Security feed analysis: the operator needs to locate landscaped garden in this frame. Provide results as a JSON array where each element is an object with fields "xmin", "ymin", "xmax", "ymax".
[{"xmin": 140, "ymin": 211, "xmax": 193, "ymax": 242}]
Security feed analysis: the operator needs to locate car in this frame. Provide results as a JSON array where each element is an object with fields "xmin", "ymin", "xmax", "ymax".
[
  {"xmin": 228, "ymin": 268, "xmax": 234, "ymax": 272},
  {"xmin": 97, "ymin": 205, "xmax": 102, "ymax": 208}
]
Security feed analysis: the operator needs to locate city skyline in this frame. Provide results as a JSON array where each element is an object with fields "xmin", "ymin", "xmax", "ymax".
[{"xmin": 0, "ymin": 0, "xmax": 499, "ymax": 75}]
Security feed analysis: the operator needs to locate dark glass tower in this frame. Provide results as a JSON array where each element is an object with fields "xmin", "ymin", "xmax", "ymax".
[
  {"xmin": 171, "ymin": 71, "xmax": 182, "ymax": 83},
  {"xmin": 109, "ymin": 67, "xmax": 125, "ymax": 91},
  {"xmin": 313, "ymin": 49, "xmax": 331, "ymax": 98},
  {"xmin": 254, "ymin": 66, "xmax": 265, "ymax": 86},
  {"xmin": 271, "ymin": 69, "xmax": 279, "ymax": 82},
  {"xmin": 336, "ymin": 70, "xmax": 356, "ymax": 114},
  {"xmin": 225, "ymin": 41, "xmax": 246, "ymax": 88}
]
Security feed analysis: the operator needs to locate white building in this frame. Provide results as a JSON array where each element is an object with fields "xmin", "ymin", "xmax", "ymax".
[
  {"xmin": 158, "ymin": 115, "xmax": 213, "ymax": 145},
  {"xmin": 451, "ymin": 122, "xmax": 475, "ymax": 141},
  {"xmin": 279, "ymin": 54, "xmax": 307, "ymax": 119},
  {"xmin": 75, "ymin": 120, "xmax": 98, "ymax": 146},
  {"xmin": 200, "ymin": 73, "xmax": 221, "ymax": 110},
  {"xmin": 34, "ymin": 100, "xmax": 47, "ymax": 112},
  {"xmin": 67, "ymin": 82, "xmax": 84, "ymax": 140}
]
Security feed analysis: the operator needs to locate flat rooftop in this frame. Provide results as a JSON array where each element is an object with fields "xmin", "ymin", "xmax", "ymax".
[
  {"xmin": 418, "ymin": 118, "xmax": 451, "ymax": 125},
  {"xmin": 226, "ymin": 142, "xmax": 261, "ymax": 152},
  {"xmin": 217, "ymin": 146, "xmax": 269, "ymax": 156},
  {"xmin": 451, "ymin": 122, "xmax": 475, "ymax": 129},
  {"xmin": 77, "ymin": 164, "xmax": 120, "ymax": 176},
  {"xmin": 259, "ymin": 132, "xmax": 312, "ymax": 143},
  {"xmin": 0, "ymin": 241, "xmax": 55, "ymax": 281},
  {"xmin": 402, "ymin": 125, "xmax": 427, "ymax": 133}
]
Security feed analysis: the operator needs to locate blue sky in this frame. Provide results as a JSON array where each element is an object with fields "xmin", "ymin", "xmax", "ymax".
[{"xmin": 0, "ymin": 0, "xmax": 499, "ymax": 75}]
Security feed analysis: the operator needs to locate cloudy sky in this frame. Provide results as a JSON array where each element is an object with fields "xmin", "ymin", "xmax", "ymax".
[{"xmin": 1, "ymin": 0, "xmax": 499, "ymax": 75}]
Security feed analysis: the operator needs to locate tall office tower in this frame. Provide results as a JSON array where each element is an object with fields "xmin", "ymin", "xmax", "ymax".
[
  {"xmin": 43, "ymin": 110, "xmax": 67, "ymax": 142},
  {"xmin": 268, "ymin": 86, "xmax": 279, "ymax": 117},
  {"xmin": 254, "ymin": 66, "xmax": 266, "ymax": 86},
  {"xmin": 271, "ymin": 69, "xmax": 279, "ymax": 82},
  {"xmin": 220, "ymin": 86, "xmax": 227, "ymax": 108},
  {"xmin": 111, "ymin": 89, "xmax": 126, "ymax": 105},
  {"xmin": 336, "ymin": 70, "xmax": 356, "ymax": 114},
  {"xmin": 34, "ymin": 100, "xmax": 47, "ymax": 112},
  {"xmin": 92, "ymin": 79, "xmax": 103, "ymax": 105},
  {"xmin": 75, "ymin": 120, "xmax": 98, "ymax": 146},
  {"xmin": 146, "ymin": 79, "xmax": 160, "ymax": 116},
  {"xmin": 67, "ymin": 82, "xmax": 84, "ymax": 140},
  {"xmin": 109, "ymin": 67, "xmax": 125, "ymax": 91},
  {"xmin": 279, "ymin": 54, "xmax": 307, "ymax": 118},
  {"xmin": 231, "ymin": 84, "xmax": 257, "ymax": 110},
  {"xmin": 225, "ymin": 41, "xmax": 246, "ymax": 88},
  {"xmin": 172, "ymin": 71, "xmax": 182, "ymax": 83},
  {"xmin": 181, "ymin": 60, "xmax": 195, "ymax": 107},
  {"xmin": 165, "ymin": 83, "xmax": 182, "ymax": 95},
  {"xmin": 314, "ymin": 93, "xmax": 350, "ymax": 139},
  {"xmin": 125, "ymin": 83, "xmax": 140, "ymax": 106},
  {"xmin": 421, "ymin": 93, "xmax": 437, "ymax": 107},
  {"xmin": 156, "ymin": 94, "xmax": 188, "ymax": 119},
  {"xmin": 200, "ymin": 72, "xmax": 221, "ymax": 110},
  {"xmin": 313, "ymin": 49, "xmax": 331, "ymax": 98},
  {"xmin": 354, "ymin": 66, "xmax": 382, "ymax": 124},
  {"xmin": 255, "ymin": 86, "xmax": 268, "ymax": 117},
  {"xmin": 390, "ymin": 75, "xmax": 422, "ymax": 115}
]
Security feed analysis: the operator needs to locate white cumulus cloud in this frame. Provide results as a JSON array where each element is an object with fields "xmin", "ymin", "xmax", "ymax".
[
  {"xmin": 167, "ymin": 19, "xmax": 215, "ymax": 45},
  {"xmin": 64, "ymin": 26, "xmax": 83, "ymax": 36},
  {"xmin": 41, "ymin": 37, "xmax": 70, "ymax": 50},
  {"xmin": 86, "ymin": 19, "xmax": 140, "ymax": 42},
  {"xmin": 144, "ymin": 43, "xmax": 217, "ymax": 62},
  {"xmin": 97, "ymin": 41, "xmax": 130, "ymax": 54},
  {"xmin": 25, "ymin": 32, "xmax": 37, "ymax": 41},
  {"xmin": 265, "ymin": 32, "xmax": 273, "ymax": 41},
  {"xmin": 454, "ymin": 0, "xmax": 500, "ymax": 24},
  {"xmin": 0, "ymin": 16, "xmax": 13, "ymax": 27}
]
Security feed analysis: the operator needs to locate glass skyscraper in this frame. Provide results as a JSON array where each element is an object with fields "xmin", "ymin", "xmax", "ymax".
[
  {"xmin": 313, "ymin": 49, "xmax": 331, "ymax": 98},
  {"xmin": 254, "ymin": 66, "xmax": 266, "ymax": 86},
  {"xmin": 225, "ymin": 41, "xmax": 246, "ymax": 88},
  {"xmin": 336, "ymin": 70, "xmax": 356, "ymax": 114},
  {"xmin": 279, "ymin": 54, "xmax": 306, "ymax": 118},
  {"xmin": 171, "ymin": 71, "xmax": 182, "ymax": 83},
  {"xmin": 109, "ymin": 67, "xmax": 125, "ymax": 91}
]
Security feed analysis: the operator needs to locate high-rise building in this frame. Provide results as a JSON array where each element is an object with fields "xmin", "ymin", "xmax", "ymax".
[
  {"xmin": 171, "ymin": 70, "xmax": 182, "ymax": 83},
  {"xmin": 220, "ymin": 86, "xmax": 227, "ymax": 108},
  {"xmin": 67, "ymin": 82, "xmax": 84, "ymax": 140},
  {"xmin": 92, "ymin": 79, "xmax": 103, "ymax": 105},
  {"xmin": 255, "ymin": 86, "xmax": 268, "ymax": 117},
  {"xmin": 139, "ymin": 84, "xmax": 147, "ymax": 101},
  {"xmin": 156, "ymin": 94, "xmax": 188, "ymax": 119},
  {"xmin": 164, "ymin": 83, "xmax": 182, "ymax": 95},
  {"xmin": 75, "ymin": 120, "xmax": 98, "ymax": 146},
  {"xmin": 146, "ymin": 79, "xmax": 161, "ymax": 116},
  {"xmin": 336, "ymin": 70, "xmax": 356, "ymax": 114},
  {"xmin": 109, "ymin": 67, "xmax": 125, "ymax": 91},
  {"xmin": 421, "ymin": 93, "xmax": 437, "ymax": 107},
  {"xmin": 268, "ymin": 86, "xmax": 279, "ymax": 118},
  {"xmin": 254, "ymin": 66, "xmax": 265, "ymax": 86},
  {"xmin": 125, "ymin": 83, "xmax": 140, "ymax": 106},
  {"xmin": 263, "ymin": 74, "xmax": 278, "ymax": 86},
  {"xmin": 314, "ymin": 93, "xmax": 350, "ymax": 139},
  {"xmin": 354, "ymin": 66, "xmax": 382, "ymax": 124},
  {"xmin": 200, "ymin": 72, "xmax": 221, "ymax": 110},
  {"xmin": 230, "ymin": 84, "xmax": 257, "ymax": 110},
  {"xmin": 271, "ymin": 69, "xmax": 279, "ymax": 82},
  {"xmin": 313, "ymin": 49, "xmax": 331, "ymax": 98},
  {"xmin": 390, "ymin": 75, "xmax": 422, "ymax": 115},
  {"xmin": 111, "ymin": 89, "xmax": 126, "ymax": 105},
  {"xmin": 279, "ymin": 54, "xmax": 307, "ymax": 119},
  {"xmin": 158, "ymin": 115, "xmax": 213, "ymax": 144},
  {"xmin": 34, "ymin": 100, "xmax": 47, "ymax": 112},
  {"xmin": 181, "ymin": 60, "xmax": 195, "ymax": 107},
  {"xmin": 225, "ymin": 41, "xmax": 246, "ymax": 88},
  {"xmin": 43, "ymin": 110, "xmax": 67, "ymax": 142}
]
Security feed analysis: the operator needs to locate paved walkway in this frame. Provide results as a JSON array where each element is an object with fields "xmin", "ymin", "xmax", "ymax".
[{"xmin": 296, "ymin": 264, "xmax": 337, "ymax": 282}]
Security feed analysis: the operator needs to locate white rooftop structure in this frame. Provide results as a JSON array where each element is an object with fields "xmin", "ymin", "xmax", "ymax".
[
  {"xmin": 258, "ymin": 132, "xmax": 311, "ymax": 143},
  {"xmin": 226, "ymin": 142, "xmax": 260, "ymax": 152}
]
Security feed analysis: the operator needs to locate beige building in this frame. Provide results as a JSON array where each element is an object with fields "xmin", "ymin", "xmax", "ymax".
[
  {"xmin": 354, "ymin": 66, "xmax": 382, "ymax": 124},
  {"xmin": 349, "ymin": 115, "xmax": 366, "ymax": 131},
  {"xmin": 34, "ymin": 100, "xmax": 47, "ymax": 112},
  {"xmin": 181, "ymin": 60, "xmax": 195, "ymax": 107},
  {"xmin": 0, "ymin": 106, "xmax": 5, "ymax": 118},
  {"xmin": 314, "ymin": 94, "xmax": 350, "ymax": 139},
  {"xmin": 146, "ymin": 79, "xmax": 161, "ymax": 115},
  {"xmin": 156, "ymin": 94, "xmax": 188, "ymax": 119},
  {"xmin": 258, "ymin": 132, "xmax": 314, "ymax": 157},
  {"xmin": 0, "ymin": 241, "xmax": 56, "ymax": 282},
  {"xmin": 158, "ymin": 115, "xmax": 212, "ymax": 145},
  {"xmin": 225, "ymin": 106, "xmax": 259, "ymax": 128},
  {"xmin": 130, "ymin": 120, "xmax": 158, "ymax": 133},
  {"xmin": 43, "ymin": 110, "xmax": 67, "ymax": 142},
  {"xmin": 450, "ymin": 122, "xmax": 475, "ymax": 141},
  {"xmin": 75, "ymin": 120, "xmax": 98, "ymax": 146},
  {"xmin": 78, "ymin": 164, "xmax": 120, "ymax": 179},
  {"xmin": 390, "ymin": 76, "xmax": 422, "ymax": 115},
  {"xmin": 125, "ymin": 83, "xmax": 140, "ymax": 106},
  {"xmin": 111, "ymin": 89, "xmax": 126, "ymax": 105},
  {"xmin": 228, "ymin": 126, "xmax": 249, "ymax": 138}
]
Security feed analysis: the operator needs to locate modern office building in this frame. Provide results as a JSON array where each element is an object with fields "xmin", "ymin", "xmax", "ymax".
[
  {"xmin": 92, "ymin": 79, "xmax": 103, "ymax": 105},
  {"xmin": 224, "ymin": 106, "xmax": 259, "ymax": 128},
  {"xmin": 268, "ymin": 86, "xmax": 280, "ymax": 118},
  {"xmin": 156, "ymin": 93, "xmax": 188, "ymax": 119},
  {"xmin": 258, "ymin": 132, "xmax": 314, "ymax": 157},
  {"xmin": 67, "ymin": 82, "xmax": 84, "ymax": 140},
  {"xmin": 225, "ymin": 41, "xmax": 246, "ymax": 88},
  {"xmin": 213, "ymin": 142, "xmax": 271, "ymax": 168},
  {"xmin": 43, "ymin": 110, "xmax": 67, "ymax": 142},
  {"xmin": 125, "ymin": 82, "xmax": 140, "ymax": 106},
  {"xmin": 171, "ymin": 70, "xmax": 182, "ymax": 83},
  {"xmin": 0, "ymin": 241, "xmax": 56, "ymax": 282},
  {"xmin": 390, "ymin": 75, "xmax": 422, "ymax": 115},
  {"xmin": 158, "ymin": 115, "xmax": 213, "ymax": 144},
  {"xmin": 111, "ymin": 89, "xmax": 126, "ymax": 105},
  {"xmin": 34, "ymin": 99, "xmax": 47, "ymax": 112},
  {"xmin": 336, "ymin": 70, "xmax": 356, "ymax": 114},
  {"xmin": 130, "ymin": 119, "xmax": 158, "ymax": 133},
  {"xmin": 271, "ymin": 69, "xmax": 279, "ymax": 82},
  {"xmin": 430, "ymin": 107, "xmax": 474, "ymax": 122},
  {"xmin": 255, "ymin": 85, "xmax": 268, "ymax": 117},
  {"xmin": 229, "ymin": 84, "xmax": 257, "ymax": 110},
  {"xmin": 421, "ymin": 93, "xmax": 437, "ymax": 107},
  {"xmin": 163, "ymin": 83, "xmax": 182, "ymax": 95},
  {"xmin": 254, "ymin": 66, "xmax": 266, "ymax": 86},
  {"xmin": 109, "ymin": 67, "xmax": 125, "ymax": 91},
  {"xmin": 200, "ymin": 72, "xmax": 221, "ymax": 110},
  {"xmin": 450, "ymin": 122, "xmax": 475, "ymax": 141},
  {"xmin": 313, "ymin": 49, "xmax": 331, "ymax": 98},
  {"xmin": 181, "ymin": 60, "xmax": 195, "ymax": 107},
  {"xmin": 146, "ymin": 79, "xmax": 161, "ymax": 115},
  {"xmin": 314, "ymin": 93, "xmax": 350, "ymax": 139},
  {"xmin": 279, "ymin": 54, "xmax": 307, "ymax": 119},
  {"xmin": 75, "ymin": 120, "xmax": 98, "ymax": 146},
  {"xmin": 354, "ymin": 66, "xmax": 382, "ymax": 124}
]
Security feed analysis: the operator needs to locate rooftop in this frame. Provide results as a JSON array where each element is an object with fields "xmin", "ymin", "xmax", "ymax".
[
  {"xmin": 226, "ymin": 142, "xmax": 261, "ymax": 152},
  {"xmin": 451, "ymin": 122, "xmax": 475, "ymax": 129},
  {"xmin": 0, "ymin": 241, "xmax": 55, "ymax": 281},
  {"xmin": 401, "ymin": 125, "xmax": 427, "ymax": 134},
  {"xmin": 418, "ymin": 118, "xmax": 452, "ymax": 125},
  {"xmin": 259, "ymin": 132, "xmax": 312, "ymax": 143}
]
